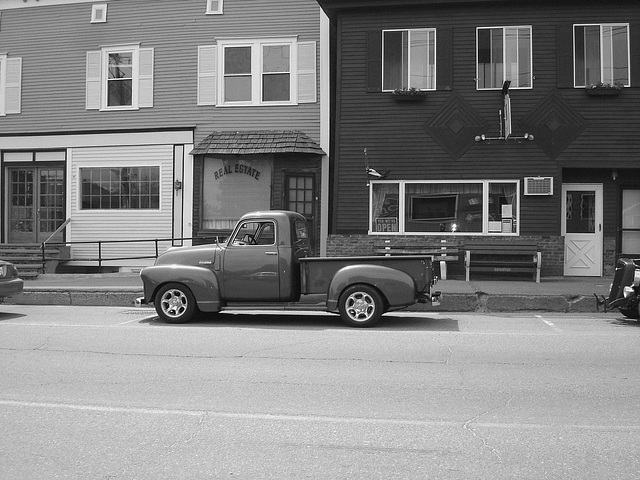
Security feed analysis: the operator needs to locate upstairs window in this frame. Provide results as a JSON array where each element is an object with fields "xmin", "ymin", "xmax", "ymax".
[
  {"xmin": 382, "ymin": 28, "xmax": 436, "ymax": 91},
  {"xmin": 223, "ymin": 41, "xmax": 292, "ymax": 104},
  {"xmin": 574, "ymin": 24, "xmax": 629, "ymax": 87},
  {"xmin": 477, "ymin": 26, "xmax": 532, "ymax": 89},
  {"xmin": 197, "ymin": 39, "xmax": 317, "ymax": 106},
  {"xmin": 86, "ymin": 45, "xmax": 154, "ymax": 110},
  {"xmin": 107, "ymin": 51, "xmax": 133, "ymax": 107}
]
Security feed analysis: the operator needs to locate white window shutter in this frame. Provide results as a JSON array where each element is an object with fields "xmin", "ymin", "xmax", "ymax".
[
  {"xmin": 297, "ymin": 41, "xmax": 317, "ymax": 103},
  {"xmin": 86, "ymin": 51, "xmax": 102, "ymax": 110},
  {"xmin": 139, "ymin": 48, "xmax": 154, "ymax": 108},
  {"xmin": 198, "ymin": 45, "xmax": 217, "ymax": 105},
  {"xmin": 5, "ymin": 57, "xmax": 22, "ymax": 114}
]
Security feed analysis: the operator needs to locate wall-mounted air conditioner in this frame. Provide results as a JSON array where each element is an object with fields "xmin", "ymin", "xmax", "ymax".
[{"xmin": 524, "ymin": 176, "xmax": 553, "ymax": 195}]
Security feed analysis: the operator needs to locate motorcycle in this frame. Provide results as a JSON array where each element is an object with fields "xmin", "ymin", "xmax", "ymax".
[{"xmin": 595, "ymin": 257, "xmax": 640, "ymax": 319}]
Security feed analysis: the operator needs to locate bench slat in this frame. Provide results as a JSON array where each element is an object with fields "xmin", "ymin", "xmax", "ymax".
[{"xmin": 374, "ymin": 242, "xmax": 459, "ymax": 280}]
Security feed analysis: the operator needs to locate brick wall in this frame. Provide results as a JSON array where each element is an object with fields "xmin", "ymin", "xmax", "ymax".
[{"xmin": 326, "ymin": 234, "xmax": 566, "ymax": 278}]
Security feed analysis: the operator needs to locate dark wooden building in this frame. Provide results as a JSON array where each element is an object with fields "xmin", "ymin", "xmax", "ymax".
[{"xmin": 317, "ymin": 0, "xmax": 640, "ymax": 277}]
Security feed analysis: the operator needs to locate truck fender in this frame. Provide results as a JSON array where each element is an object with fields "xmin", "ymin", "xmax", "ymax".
[
  {"xmin": 141, "ymin": 265, "xmax": 222, "ymax": 312},
  {"xmin": 326, "ymin": 264, "xmax": 416, "ymax": 312}
]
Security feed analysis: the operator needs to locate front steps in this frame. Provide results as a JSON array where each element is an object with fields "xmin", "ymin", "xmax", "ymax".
[{"xmin": 0, "ymin": 244, "xmax": 66, "ymax": 279}]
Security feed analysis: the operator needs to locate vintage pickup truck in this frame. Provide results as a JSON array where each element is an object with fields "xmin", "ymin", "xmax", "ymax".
[{"xmin": 139, "ymin": 210, "xmax": 440, "ymax": 327}]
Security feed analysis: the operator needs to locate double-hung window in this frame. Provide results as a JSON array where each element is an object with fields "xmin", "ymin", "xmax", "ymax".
[
  {"xmin": 220, "ymin": 38, "xmax": 294, "ymax": 105},
  {"xmin": 574, "ymin": 24, "xmax": 629, "ymax": 87},
  {"xmin": 198, "ymin": 39, "xmax": 316, "ymax": 107},
  {"xmin": 86, "ymin": 45, "xmax": 154, "ymax": 110},
  {"xmin": 107, "ymin": 51, "xmax": 134, "ymax": 107},
  {"xmin": 477, "ymin": 26, "xmax": 532, "ymax": 89},
  {"xmin": 382, "ymin": 28, "xmax": 436, "ymax": 91},
  {"xmin": 370, "ymin": 180, "xmax": 520, "ymax": 235}
]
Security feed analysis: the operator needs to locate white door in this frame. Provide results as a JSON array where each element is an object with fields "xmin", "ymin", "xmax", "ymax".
[{"xmin": 562, "ymin": 184, "xmax": 603, "ymax": 276}]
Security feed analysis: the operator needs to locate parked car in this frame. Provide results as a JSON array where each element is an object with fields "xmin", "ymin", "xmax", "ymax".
[
  {"xmin": 596, "ymin": 257, "xmax": 640, "ymax": 320},
  {"xmin": 0, "ymin": 260, "xmax": 23, "ymax": 301}
]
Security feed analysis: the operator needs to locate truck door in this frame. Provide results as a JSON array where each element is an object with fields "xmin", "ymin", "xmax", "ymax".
[{"xmin": 222, "ymin": 220, "xmax": 280, "ymax": 301}]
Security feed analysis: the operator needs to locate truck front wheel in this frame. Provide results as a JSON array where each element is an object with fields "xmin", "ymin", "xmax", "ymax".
[
  {"xmin": 155, "ymin": 283, "xmax": 197, "ymax": 324},
  {"xmin": 338, "ymin": 284, "xmax": 384, "ymax": 327}
]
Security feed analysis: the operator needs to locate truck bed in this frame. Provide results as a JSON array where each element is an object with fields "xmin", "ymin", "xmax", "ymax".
[{"xmin": 299, "ymin": 255, "xmax": 432, "ymax": 295}]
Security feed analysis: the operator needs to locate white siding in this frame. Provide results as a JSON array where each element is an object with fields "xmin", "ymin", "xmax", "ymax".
[{"xmin": 68, "ymin": 145, "xmax": 175, "ymax": 264}]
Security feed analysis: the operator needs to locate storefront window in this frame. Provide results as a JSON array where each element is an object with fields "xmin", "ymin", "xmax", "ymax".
[
  {"xmin": 369, "ymin": 180, "xmax": 519, "ymax": 235},
  {"xmin": 371, "ymin": 182, "xmax": 399, "ymax": 232},
  {"xmin": 201, "ymin": 157, "xmax": 272, "ymax": 232}
]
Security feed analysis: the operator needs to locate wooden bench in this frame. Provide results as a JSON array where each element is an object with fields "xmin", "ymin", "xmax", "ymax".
[
  {"xmin": 374, "ymin": 239, "xmax": 459, "ymax": 280},
  {"xmin": 464, "ymin": 241, "xmax": 541, "ymax": 282}
]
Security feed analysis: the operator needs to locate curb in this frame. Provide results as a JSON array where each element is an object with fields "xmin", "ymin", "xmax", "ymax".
[
  {"xmin": 5, "ymin": 288, "xmax": 144, "ymax": 308},
  {"xmin": 4, "ymin": 288, "xmax": 600, "ymax": 313}
]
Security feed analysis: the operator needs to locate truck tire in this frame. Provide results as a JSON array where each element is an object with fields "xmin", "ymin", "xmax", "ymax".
[
  {"xmin": 338, "ymin": 284, "xmax": 384, "ymax": 327},
  {"xmin": 155, "ymin": 283, "xmax": 198, "ymax": 324}
]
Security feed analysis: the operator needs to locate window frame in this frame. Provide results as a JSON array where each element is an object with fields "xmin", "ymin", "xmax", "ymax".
[
  {"xmin": 91, "ymin": 4, "xmax": 108, "ymax": 23},
  {"xmin": 79, "ymin": 166, "xmax": 161, "ymax": 211},
  {"xmin": 206, "ymin": 0, "xmax": 223, "ymax": 15},
  {"xmin": 369, "ymin": 179, "xmax": 521, "ymax": 236},
  {"xmin": 217, "ymin": 37, "xmax": 298, "ymax": 107},
  {"xmin": 476, "ymin": 25, "xmax": 533, "ymax": 90},
  {"xmin": 381, "ymin": 28, "xmax": 437, "ymax": 92},
  {"xmin": 573, "ymin": 23, "xmax": 630, "ymax": 88},
  {"xmin": 102, "ymin": 45, "xmax": 139, "ymax": 111}
]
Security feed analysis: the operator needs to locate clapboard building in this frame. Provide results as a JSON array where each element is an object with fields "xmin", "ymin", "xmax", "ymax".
[{"xmin": 0, "ymin": 0, "xmax": 328, "ymax": 270}]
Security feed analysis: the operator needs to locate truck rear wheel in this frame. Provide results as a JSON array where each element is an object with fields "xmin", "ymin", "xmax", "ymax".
[
  {"xmin": 155, "ymin": 283, "xmax": 197, "ymax": 324},
  {"xmin": 338, "ymin": 284, "xmax": 384, "ymax": 327}
]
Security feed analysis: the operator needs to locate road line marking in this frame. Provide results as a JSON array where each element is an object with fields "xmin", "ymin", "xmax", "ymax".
[
  {"xmin": 114, "ymin": 315, "xmax": 157, "ymax": 325},
  {"xmin": 1, "ymin": 399, "xmax": 638, "ymax": 431},
  {"xmin": 536, "ymin": 315, "xmax": 563, "ymax": 332}
]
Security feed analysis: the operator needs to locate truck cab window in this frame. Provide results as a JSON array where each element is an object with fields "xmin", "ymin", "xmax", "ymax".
[{"xmin": 231, "ymin": 221, "xmax": 275, "ymax": 246}]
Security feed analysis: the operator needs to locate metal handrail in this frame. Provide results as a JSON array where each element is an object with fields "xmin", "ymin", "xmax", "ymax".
[
  {"xmin": 41, "ymin": 218, "xmax": 71, "ymax": 271},
  {"xmin": 42, "ymin": 218, "xmax": 71, "ymax": 246},
  {"xmin": 41, "ymin": 235, "xmax": 225, "ymax": 270}
]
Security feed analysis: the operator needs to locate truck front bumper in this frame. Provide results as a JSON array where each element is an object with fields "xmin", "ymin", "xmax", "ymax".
[{"xmin": 417, "ymin": 289, "xmax": 441, "ymax": 306}]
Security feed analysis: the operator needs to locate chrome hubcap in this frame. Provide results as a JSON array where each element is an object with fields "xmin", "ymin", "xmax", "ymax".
[
  {"xmin": 345, "ymin": 292, "xmax": 375, "ymax": 322},
  {"xmin": 161, "ymin": 289, "xmax": 187, "ymax": 318}
]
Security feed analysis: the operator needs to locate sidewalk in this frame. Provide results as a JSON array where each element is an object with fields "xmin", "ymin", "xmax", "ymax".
[{"xmin": 3, "ymin": 273, "xmax": 611, "ymax": 313}]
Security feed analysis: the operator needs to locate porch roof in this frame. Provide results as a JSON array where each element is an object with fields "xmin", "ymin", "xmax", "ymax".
[{"xmin": 190, "ymin": 130, "xmax": 325, "ymax": 156}]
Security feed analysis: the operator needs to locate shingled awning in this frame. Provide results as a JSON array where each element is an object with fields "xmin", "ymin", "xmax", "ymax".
[{"xmin": 190, "ymin": 130, "xmax": 325, "ymax": 156}]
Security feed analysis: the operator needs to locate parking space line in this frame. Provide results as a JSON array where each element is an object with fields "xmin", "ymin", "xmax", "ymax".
[{"xmin": 535, "ymin": 315, "xmax": 563, "ymax": 332}]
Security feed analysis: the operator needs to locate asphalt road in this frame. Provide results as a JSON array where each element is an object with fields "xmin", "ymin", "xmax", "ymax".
[{"xmin": 1, "ymin": 305, "xmax": 639, "ymax": 479}]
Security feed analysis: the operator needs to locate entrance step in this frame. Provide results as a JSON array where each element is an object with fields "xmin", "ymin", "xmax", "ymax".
[{"xmin": 0, "ymin": 244, "xmax": 64, "ymax": 279}]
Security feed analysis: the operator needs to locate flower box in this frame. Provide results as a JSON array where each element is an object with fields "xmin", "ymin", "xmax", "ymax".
[
  {"xmin": 585, "ymin": 83, "xmax": 623, "ymax": 96},
  {"xmin": 392, "ymin": 94, "xmax": 426, "ymax": 102},
  {"xmin": 392, "ymin": 88, "xmax": 427, "ymax": 102}
]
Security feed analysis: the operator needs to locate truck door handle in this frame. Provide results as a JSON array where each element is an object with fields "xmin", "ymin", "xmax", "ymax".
[{"xmin": 265, "ymin": 252, "xmax": 277, "ymax": 255}]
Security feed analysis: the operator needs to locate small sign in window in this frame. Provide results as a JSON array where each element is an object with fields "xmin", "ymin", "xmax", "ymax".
[{"xmin": 375, "ymin": 217, "xmax": 398, "ymax": 233}]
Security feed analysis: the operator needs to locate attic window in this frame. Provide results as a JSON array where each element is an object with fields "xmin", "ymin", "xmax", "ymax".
[
  {"xmin": 206, "ymin": 0, "xmax": 223, "ymax": 15},
  {"xmin": 91, "ymin": 4, "xmax": 107, "ymax": 23}
]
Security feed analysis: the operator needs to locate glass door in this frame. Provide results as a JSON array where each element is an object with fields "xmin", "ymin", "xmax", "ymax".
[{"xmin": 8, "ymin": 167, "xmax": 65, "ymax": 244}]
